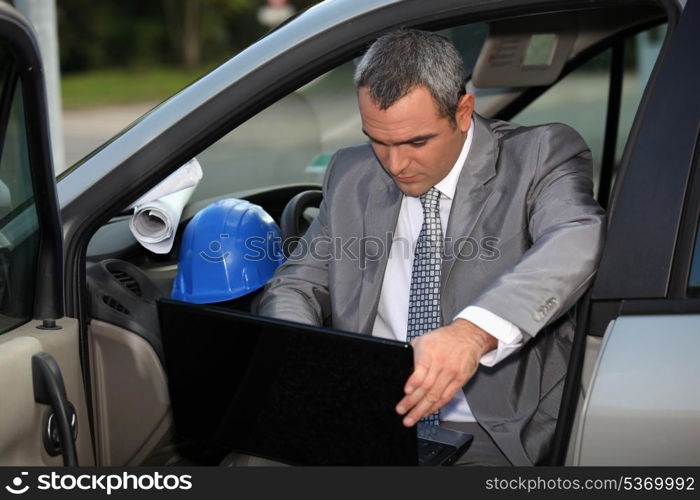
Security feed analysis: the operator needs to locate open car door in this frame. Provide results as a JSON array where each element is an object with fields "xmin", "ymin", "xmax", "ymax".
[
  {"xmin": 558, "ymin": 0, "xmax": 700, "ymax": 465},
  {"xmin": 0, "ymin": 3, "xmax": 92, "ymax": 466}
]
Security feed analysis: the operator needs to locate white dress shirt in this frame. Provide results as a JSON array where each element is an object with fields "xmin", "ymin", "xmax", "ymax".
[{"xmin": 371, "ymin": 123, "xmax": 524, "ymax": 422}]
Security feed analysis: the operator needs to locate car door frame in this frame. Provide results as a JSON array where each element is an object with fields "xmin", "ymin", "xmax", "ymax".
[
  {"xmin": 0, "ymin": 2, "xmax": 63, "ymax": 321},
  {"xmin": 0, "ymin": 3, "xmax": 92, "ymax": 466}
]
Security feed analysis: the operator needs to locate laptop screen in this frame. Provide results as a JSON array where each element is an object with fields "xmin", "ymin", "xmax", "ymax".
[{"xmin": 158, "ymin": 298, "xmax": 418, "ymax": 465}]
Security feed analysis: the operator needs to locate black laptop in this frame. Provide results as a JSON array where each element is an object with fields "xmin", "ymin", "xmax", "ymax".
[{"xmin": 157, "ymin": 298, "xmax": 472, "ymax": 466}]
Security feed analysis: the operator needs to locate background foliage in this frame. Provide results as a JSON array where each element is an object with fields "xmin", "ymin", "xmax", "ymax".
[{"xmin": 58, "ymin": 0, "xmax": 319, "ymax": 73}]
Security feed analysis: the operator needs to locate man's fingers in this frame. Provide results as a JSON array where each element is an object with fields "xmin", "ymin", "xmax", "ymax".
[
  {"xmin": 398, "ymin": 326, "xmax": 481, "ymax": 425},
  {"xmin": 402, "ymin": 371, "xmax": 449, "ymax": 426},
  {"xmin": 421, "ymin": 373, "xmax": 456, "ymax": 415},
  {"xmin": 403, "ymin": 396, "xmax": 438, "ymax": 426},
  {"xmin": 427, "ymin": 379, "xmax": 463, "ymax": 415},
  {"xmin": 404, "ymin": 362, "xmax": 427, "ymax": 395},
  {"xmin": 397, "ymin": 363, "xmax": 439, "ymax": 417},
  {"xmin": 404, "ymin": 342, "xmax": 431, "ymax": 394}
]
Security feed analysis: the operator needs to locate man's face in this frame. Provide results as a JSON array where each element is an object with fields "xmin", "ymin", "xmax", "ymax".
[{"xmin": 358, "ymin": 85, "xmax": 474, "ymax": 197}]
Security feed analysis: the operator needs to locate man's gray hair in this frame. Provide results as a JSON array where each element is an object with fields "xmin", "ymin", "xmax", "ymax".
[{"xmin": 354, "ymin": 29, "xmax": 466, "ymax": 123}]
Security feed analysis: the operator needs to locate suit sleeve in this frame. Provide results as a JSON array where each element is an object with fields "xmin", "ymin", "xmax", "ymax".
[
  {"xmin": 255, "ymin": 154, "xmax": 339, "ymax": 326},
  {"xmin": 470, "ymin": 124, "xmax": 606, "ymax": 337}
]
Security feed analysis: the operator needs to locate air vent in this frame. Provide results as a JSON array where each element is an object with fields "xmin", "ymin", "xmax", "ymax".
[
  {"xmin": 102, "ymin": 295, "xmax": 130, "ymax": 315},
  {"xmin": 107, "ymin": 268, "xmax": 142, "ymax": 297}
]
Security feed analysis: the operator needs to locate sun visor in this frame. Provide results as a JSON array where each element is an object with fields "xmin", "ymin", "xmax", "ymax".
[{"xmin": 472, "ymin": 17, "xmax": 577, "ymax": 88}]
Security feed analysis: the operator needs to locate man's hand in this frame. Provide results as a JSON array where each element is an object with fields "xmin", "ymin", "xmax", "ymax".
[{"xmin": 396, "ymin": 319, "xmax": 498, "ymax": 426}]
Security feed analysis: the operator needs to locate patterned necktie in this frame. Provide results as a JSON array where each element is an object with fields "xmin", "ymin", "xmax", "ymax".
[{"xmin": 407, "ymin": 187, "xmax": 443, "ymax": 426}]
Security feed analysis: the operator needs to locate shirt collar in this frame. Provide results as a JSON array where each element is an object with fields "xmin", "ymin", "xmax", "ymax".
[{"xmin": 433, "ymin": 122, "xmax": 473, "ymax": 201}]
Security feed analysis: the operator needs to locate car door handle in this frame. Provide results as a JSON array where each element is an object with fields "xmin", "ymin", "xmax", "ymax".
[{"xmin": 32, "ymin": 352, "xmax": 78, "ymax": 466}]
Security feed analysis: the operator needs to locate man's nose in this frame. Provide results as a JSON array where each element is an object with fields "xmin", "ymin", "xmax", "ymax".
[{"xmin": 385, "ymin": 146, "xmax": 409, "ymax": 176}]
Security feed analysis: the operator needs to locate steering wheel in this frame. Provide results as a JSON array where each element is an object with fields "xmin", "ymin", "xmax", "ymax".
[{"xmin": 280, "ymin": 189, "xmax": 323, "ymax": 257}]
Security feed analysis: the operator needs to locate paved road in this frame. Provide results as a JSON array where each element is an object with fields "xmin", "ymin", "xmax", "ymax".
[
  {"xmin": 62, "ymin": 102, "xmax": 158, "ymax": 169},
  {"xmin": 60, "ymin": 87, "xmax": 364, "ymax": 205}
]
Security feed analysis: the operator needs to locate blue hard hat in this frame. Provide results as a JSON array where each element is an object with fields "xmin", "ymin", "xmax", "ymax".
[{"xmin": 172, "ymin": 199, "xmax": 284, "ymax": 304}]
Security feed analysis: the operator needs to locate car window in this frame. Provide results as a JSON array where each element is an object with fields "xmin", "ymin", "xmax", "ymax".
[
  {"xmin": 512, "ymin": 24, "xmax": 666, "ymax": 199},
  {"xmin": 615, "ymin": 25, "xmax": 667, "ymax": 166},
  {"xmin": 686, "ymin": 213, "xmax": 700, "ymax": 298},
  {"xmin": 512, "ymin": 49, "xmax": 611, "ymax": 196},
  {"xmin": 190, "ymin": 24, "xmax": 490, "ymax": 204},
  {"xmin": 0, "ymin": 46, "xmax": 40, "ymax": 335},
  {"xmin": 192, "ymin": 60, "xmax": 362, "ymax": 203}
]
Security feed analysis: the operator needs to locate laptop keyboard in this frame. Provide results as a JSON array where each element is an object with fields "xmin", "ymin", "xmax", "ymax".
[{"xmin": 417, "ymin": 439, "xmax": 448, "ymax": 465}]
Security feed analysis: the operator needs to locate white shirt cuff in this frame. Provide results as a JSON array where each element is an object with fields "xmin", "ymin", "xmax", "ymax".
[{"xmin": 455, "ymin": 306, "xmax": 523, "ymax": 367}]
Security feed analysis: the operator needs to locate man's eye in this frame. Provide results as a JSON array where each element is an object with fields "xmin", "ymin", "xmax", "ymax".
[{"xmin": 411, "ymin": 141, "xmax": 427, "ymax": 148}]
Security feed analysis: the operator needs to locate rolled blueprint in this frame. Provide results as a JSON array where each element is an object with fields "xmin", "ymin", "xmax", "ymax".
[{"xmin": 129, "ymin": 158, "xmax": 203, "ymax": 254}]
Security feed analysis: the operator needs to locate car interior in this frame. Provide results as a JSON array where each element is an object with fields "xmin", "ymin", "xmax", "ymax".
[{"xmin": 71, "ymin": 1, "xmax": 672, "ymax": 466}]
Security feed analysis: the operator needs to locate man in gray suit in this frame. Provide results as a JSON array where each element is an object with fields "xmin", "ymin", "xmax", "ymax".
[{"xmin": 258, "ymin": 30, "xmax": 605, "ymax": 465}]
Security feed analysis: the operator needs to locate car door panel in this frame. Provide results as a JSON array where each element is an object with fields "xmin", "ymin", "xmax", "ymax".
[
  {"xmin": 89, "ymin": 320, "xmax": 171, "ymax": 466},
  {"xmin": 563, "ymin": 330, "xmax": 606, "ymax": 465},
  {"xmin": 0, "ymin": 318, "xmax": 93, "ymax": 465},
  {"xmin": 580, "ymin": 335, "xmax": 604, "ymax": 397},
  {"xmin": 571, "ymin": 315, "xmax": 700, "ymax": 465}
]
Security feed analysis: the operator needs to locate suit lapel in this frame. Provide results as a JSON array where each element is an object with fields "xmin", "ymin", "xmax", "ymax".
[
  {"xmin": 442, "ymin": 114, "xmax": 500, "ymax": 292},
  {"xmin": 356, "ymin": 174, "xmax": 402, "ymax": 334}
]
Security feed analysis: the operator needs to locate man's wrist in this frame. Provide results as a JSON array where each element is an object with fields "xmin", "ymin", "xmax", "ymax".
[{"xmin": 451, "ymin": 318, "xmax": 498, "ymax": 357}]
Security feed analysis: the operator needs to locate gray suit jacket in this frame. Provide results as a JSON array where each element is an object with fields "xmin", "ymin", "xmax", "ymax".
[{"xmin": 258, "ymin": 113, "xmax": 605, "ymax": 465}]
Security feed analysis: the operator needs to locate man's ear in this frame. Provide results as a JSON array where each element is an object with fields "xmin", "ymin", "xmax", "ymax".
[{"xmin": 455, "ymin": 93, "xmax": 475, "ymax": 133}]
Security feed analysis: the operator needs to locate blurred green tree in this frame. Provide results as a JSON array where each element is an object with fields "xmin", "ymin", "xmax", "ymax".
[
  {"xmin": 162, "ymin": 0, "xmax": 256, "ymax": 70},
  {"xmin": 58, "ymin": 0, "xmax": 319, "ymax": 73}
]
